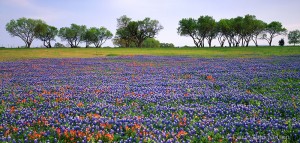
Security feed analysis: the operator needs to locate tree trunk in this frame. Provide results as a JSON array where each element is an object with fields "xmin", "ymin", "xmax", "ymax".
[
  {"xmin": 208, "ymin": 39, "xmax": 212, "ymax": 47},
  {"xmin": 192, "ymin": 38, "xmax": 199, "ymax": 47},
  {"xmin": 269, "ymin": 40, "xmax": 272, "ymax": 46},
  {"xmin": 137, "ymin": 40, "xmax": 143, "ymax": 48},
  {"xmin": 43, "ymin": 41, "xmax": 47, "ymax": 48},
  {"xmin": 26, "ymin": 41, "xmax": 31, "ymax": 48}
]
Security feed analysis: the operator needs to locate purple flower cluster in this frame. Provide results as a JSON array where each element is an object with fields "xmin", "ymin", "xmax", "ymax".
[{"xmin": 0, "ymin": 56, "xmax": 299, "ymax": 142}]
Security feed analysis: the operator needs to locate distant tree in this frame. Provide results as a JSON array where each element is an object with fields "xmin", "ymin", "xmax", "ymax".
[
  {"xmin": 288, "ymin": 30, "xmax": 300, "ymax": 46},
  {"xmin": 198, "ymin": 16, "xmax": 217, "ymax": 47},
  {"xmin": 82, "ymin": 27, "xmax": 94, "ymax": 47},
  {"xmin": 261, "ymin": 21, "xmax": 287, "ymax": 46},
  {"xmin": 231, "ymin": 16, "xmax": 244, "ymax": 47},
  {"xmin": 114, "ymin": 15, "xmax": 134, "ymax": 47},
  {"xmin": 94, "ymin": 27, "xmax": 113, "ymax": 48},
  {"xmin": 216, "ymin": 21, "xmax": 226, "ymax": 47},
  {"xmin": 160, "ymin": 43, "xmax": 175, "ymax": 48},
  {"xmin": 35, "ymin": 23, "xmax": 58, "ymax": 48},
  {"xmin": 58, "ymin": 24, "xmax": 86, "ymax": 48},
  {"xmin": 215, "ymin": 15, "xmax": 267, "ymax": 47},
  {"xmin": 179, "ymin": 15, "xmax": 287, "ymax": 47},
  {"xmin": 142, "ymin": 38, "xmax": 160, "ymax": 48},
  {"xmin": 6, "ymin": 17, "xmax": 44, "ymax": 48},
  {"xmin": 177, "ymin": 18, "xmax": 201, "ymax": 47},
  {"xmin": 114, "ymin": 16, "xmax": 163, "ymax": 48},
  {"xmin": 240, "ymin": 15, "xmax": 259, "ymax": 47},
  {"xmin": 217, "ymin": 19, "xmax": 234, "ymax": 47},
  {"xmin": 54, "ymin": 42, "xmax": 65, "ymax": 48},
  {"xmin": 83, "ymin": 27, "xmax": 113, "ymax": 48},
  {"xmin": 178, "ymin": 16, "xmax": 217, "ymax": 47},
  {"xmin": 133, "ymin": 18, "xmax": 163, "ymax": 47},
  {"xmin": 278, "ymin": 38, "xmax": 285, "ymax": 46},
  {"xmin": 113, "ymin": 38, "xmax": 131, "ymax": 47},
  {"xmin": 251, "ymin": 20, "xmax": 267, "ymax": 47}
]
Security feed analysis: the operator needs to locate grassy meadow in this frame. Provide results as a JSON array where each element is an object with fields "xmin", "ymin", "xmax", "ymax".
[{"xmin": 0, "ymin": 46, "xmax": 299, "ymax": 61}]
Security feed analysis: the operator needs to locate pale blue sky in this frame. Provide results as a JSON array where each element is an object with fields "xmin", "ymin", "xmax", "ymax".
[{"xmin": 0, "ymin": 0, "xmax": 300, "ymax": 47}]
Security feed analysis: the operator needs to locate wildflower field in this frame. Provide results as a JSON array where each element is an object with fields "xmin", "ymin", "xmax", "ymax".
[{"xmin": 0, "ymin": 56, "xmax": 299, "ymax": 142}]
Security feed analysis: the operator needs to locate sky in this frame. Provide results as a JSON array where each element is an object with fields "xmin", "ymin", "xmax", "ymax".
[{"xmin": 0, "ymin": 0, "xmax": 300, "ymax": 47}]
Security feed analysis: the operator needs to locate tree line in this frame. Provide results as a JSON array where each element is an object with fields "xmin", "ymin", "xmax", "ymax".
[
  {"xmin": 6, "ymin": 18, "xmax": 113, "ymax": 48},
  {"xmin": 5, "ymin": 15, "xmax": 300, "ymax": 48},
  {"xmin": 178, "ymin": 15, "xmax": 290, "ymax": 47}
]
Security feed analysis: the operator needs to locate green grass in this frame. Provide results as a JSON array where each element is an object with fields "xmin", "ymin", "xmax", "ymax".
[{"xmin": 0, "ymin": 46, "xmax": 299, "ymax": 61}]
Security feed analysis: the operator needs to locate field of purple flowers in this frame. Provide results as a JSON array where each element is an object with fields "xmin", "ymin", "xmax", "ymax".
[{"xmin": 0, "ymin": 56, "xmax": 299, "ymax": 143}]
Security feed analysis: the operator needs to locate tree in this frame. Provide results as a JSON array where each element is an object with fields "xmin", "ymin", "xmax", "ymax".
[
  {"xmin": 198, "ymin": 16, "xmax": 217, "ymax": 47},
  {"xmin": 160, "ymin": 43, "xmax": 175, "ymax": 48},
  {"xmin": 142, "ymin": 38, "xmax": 160, "ymax": 48},
  {"xmin": 58, "ymin": 24, "xmax": 86, "ymax": 48},
  {"xmin": 241, "ymin": 15, "xmax": 259, "ymax": 47},
  {"xmin": 113, "ymin": 15, "xmax": 134, "ymax": 47},
  {"xmin": 288, "ymin": 30, "xmax": 300, "ymax": 46},
  {"xmin": 261, "ymin": 21, "xmax": 287, "ymax": 46},
  {"xmin": 218, "ymin": 19, "xmax": 234, "ymax": 47},
  {"xmin": 279, "ymin": 38, "xmax": 285, "ymax": 46},
  {"xmin": 82, "ymin": 27, "xmax": 95, "ymax": 47},
  {"xmin": 35, "ymin": 23, "xmax": 58, "ymax": 48},
  {"xmin": 54, "ymin": 42, "xmax": 65, "ymax": 48},
  {"xmin": 83, "ymin": 27, "xmax": 113, "ymax": 48},
  {"xmin": 178, "ymin": 18, "xmax": 201, "ymax": 47},
  {"xmin": 6, "ymin": 17, "xmax": 44, "ymax": 48},
  {"xmin": 114, "ymin": 16, "xmax": 163, "ymax": 48},
  {"xmin": 132, "ymin": 18, "xmax": 163, "ymax": 47},
  {"xmin": 178, "ymin": 16, "xmax": 217, "ymax": 47},
  {"xmin": 251, "ymin": 20, "xmax": 267, "ymax": 47},
  {"xmin": 216, "ymin": 21, "xmax": 227, "ymax": 47},
  {"xmin": 231, "ymin": 16, "xmax": 244, "ymax": 47},
  {"xmin": 93, "ymin": 27, "xmax": 113, "ymax": 48}
]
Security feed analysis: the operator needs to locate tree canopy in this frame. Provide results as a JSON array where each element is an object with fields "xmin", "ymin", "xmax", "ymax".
[
  {"xmin": 6, "ymin": 17, "xmax": 44, "ymax": 48},
  {"xmin": 142, "ymin": 38, "xmax": 160, "ymax": 48},
  {"xmin": 261, "ymin": 21, "xmax": 287, "ymax": 46},
  {"xmin": 178, "ymin": 15, "xmax": 287, "ymax": 47},
  {"xmin": 58, "ymin": 24, "xmax": 87, "ymax": 48},
  {"xmin": 35, "ymin": 23, "xmax": 58, "ymax": 48},
  {"xmin": 114, "ymin": 15, "xmax": 163, "ymax": 47},
  {"xmin": 5, "ymin": 15, "xmax": 289, "ymax": 48},
  {"xmin": 288, "ymin": 30, "xmax": 300, "ymax": 46},
  {"xmin": 83, "ymin": 27, "xmax": 113, "ymax": 48}
]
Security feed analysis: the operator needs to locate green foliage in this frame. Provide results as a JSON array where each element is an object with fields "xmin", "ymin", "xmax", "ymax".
[
  {"xmin": 160, "ymin": 43, "xmax": 175, "ymax": 48},
  {"xmin": 58, "ymin": 24, "xmax": 87, "ymax": 48},
  {"xmin": 6, "ymin": 17, "xmax": 44, "ymax": 48},
  {"xmin": 142, "ymin": 38, "xmax": 160, "ymax": 48},
  {"xmin": 218, "ymin": 15, "xmax": 266, "ymax": 47},
  {"xmin": 198, "ymin": 16, "xmax": 217, "ymax": 47},
  {"xmin": 178, "ymin": 15, "xmax": 286, "ymax": 47},
  {"xmin": 261, "ymin": 21, "xmax": 287, "ymax": 46},
  {"xmin": 54, "ymin": 42, "xmax": 65, "ymax": 48},
  {"xmin": 217, "ymin": 18, "xmax": 234, "ymax": 47},
  {"xmin": 35, "ymin": 23, "xmax": 58, "ymax": 48},
  {"xmin": 279, "ymin": 38, "xmax": 285, "ymax": 46},
  {"xmin": 288, "ymin": 30, "xmax": 300, "ymax": 46},
  {"xmin": 114, "ymin": 15, "xmax": 163, "ymax": 48},
  {"xmin": 83, "ymin": 27, "xmax": 113, "ymax": 48},
  {"xmin": 251, "ymin": 19, "xmax": 267, "ymax": 47},
  {"xmin": 177, "ymin": 18, "xmax": 200, "ymax": 47},
  {"xmin": 113, "ymin": 15, "xmax": 133, "ymax": 47}
]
